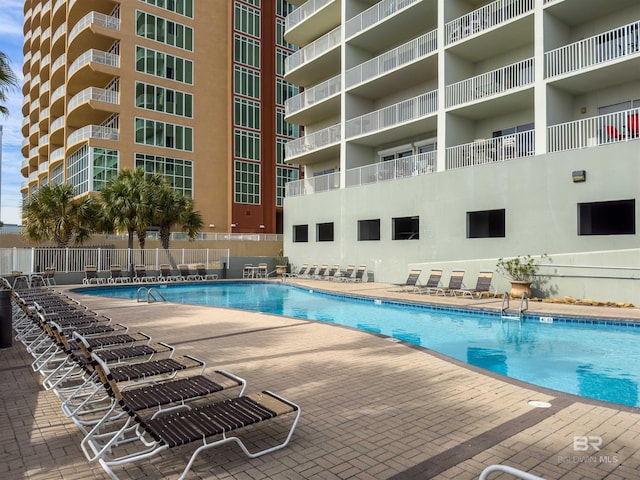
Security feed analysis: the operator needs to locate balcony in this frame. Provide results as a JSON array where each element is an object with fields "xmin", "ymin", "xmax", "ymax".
[
  {"xmin": 50, "ymin": 85, "xmax": 66, "ymax": 117},
  {"xmin": 29, "ymin": 171, "xmax": 38, "ymax": 182},
  {"xmin": 346, "ymin": 29, "xmax": 437, "ymax": 99},
  {"xmin": 51, "ymin": 22, "xmax": 66, "ymax": 55},
  {"xmin": 40, "ymin": 54, "xmax": 51, "ymax": 77},
  {"xmin": 446, "ymin": 57, "xmax": 534, "ymax": 111},
  {"xmin": 285, "ymin": 74, "xmax": 341, "ymax": 124},
  {"xmin": 23, "ymin": 30, "xmax": 32, "ymax": 55},
  {"xmin": 51, "ymin": 53, "xmax": 66, "ymax": 80},
  {"xmin": 285, "ymin": 171, "xmax": 340, "ymax": 197},
  {"xmin": 68, "ymin": 12, "xmax": 121, "ymax": 57},
  {"xmin": 41, "ymin": 26, "xmax": 51, "ymax": 47},
  {"xmin": 22, "ymin": 95, "xmax": 30, "ymax": 116},
  {"xmin": 39, "ymin": 106, "xmax": 50, "ymax": 127},
  {"xmin": 346, "ymin": 151, "xmax": 436, "ymax": 188},
  {"xmin": 39, "ymin": 160, "xmax": 49, "ymax": 175},
  {"xmin": 21, "ymin": 137, "xmax": 30, "ymax": 157},
  {"xmin": 285, "ymin": 0, "xmax": 340, "ymax": 48},
  {"xmin": 67, "ymin": 87, "xmax": 120, "ymax": 125},
  {"xmin": 29, "ymin": 147, "xmax": 39, "ymax": 163},
  {"xmin": 346, "ymin": 90, "xmax": 438, "ymax": 145},
  {"xmin": 548, "ymin": 107, "xmax": 640, "ymax": 153},
  {"xmin": 29, "ymin": 98, "xmax": 40, "ymax": 122},
  {"xmin": 445, "ymin": 130, "xmax": 535, "ymax": 170},
  {"xmin": 50, "ymin": 146, "xmax": 65, "ymax": 166},
  {"xmin": 446, "ymin": 0, "xmax": 534, "ymax": 46},
  {"xmin": 545, "ymin": 20, "xmax": 640, "ymax": 94},
  {"xmin": 285, "ymin": 123, "xmax": 341, "ymax": 165},
  {"xmin": 21, "ymin": 180, "xmax": 28, "ymax": 191},
  {"xmin": 67, "ymin": 125, "xmax": 119, "ymax": 147},
  {"xmin": 285, "ymin": 26, "xmax": 341, "ymax": 86},
  {"xmin": 345, "ymin": 0, "xmax": 434, "ymax": 52},
  {"xmin": 50, "ymin": 116, "xmax": 65, "ymax": 144},
  {"xmin": 38, "ymin": 134, "xmax": 49, "ymax": 155},
  {"xmin": 23, "ymin": 51, "xmax": 31, "ymax": 75},
  {"xmin": 21, "ymin": 116, "xmax": 29, "ymax": 136},
  {"xmin": 68, "ymin": 49, "xmax": 120, "ymax": 89},
  {"xmin": 21, "ymin": 158, "xmax": 29, "ymax": 175}
]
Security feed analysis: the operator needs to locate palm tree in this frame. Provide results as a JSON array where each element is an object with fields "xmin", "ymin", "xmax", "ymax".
[
  {"xmin": 21, "ymin": 183, "xmax": 97, "ymax": 247},
  {"xmin": 151, "ymin": 181, "xmax": 203, "ymax": 250},
  {"xmin": 0, "ymin": 51, "xmax": 18, "ymax": 116}
]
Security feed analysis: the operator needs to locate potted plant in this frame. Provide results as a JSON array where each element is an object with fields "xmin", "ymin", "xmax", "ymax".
[
  {"xmin": 496, "ymin": 254, "xmax": 548, "ymax": 298},
  {"xmin": 272, "ymin": 249, "xmax": 289, "ymax": 276}
]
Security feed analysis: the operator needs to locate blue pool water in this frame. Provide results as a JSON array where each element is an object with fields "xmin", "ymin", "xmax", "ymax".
[{"xmin": 78, "ymin": 282, "xmax": 640, "ymax": 408}]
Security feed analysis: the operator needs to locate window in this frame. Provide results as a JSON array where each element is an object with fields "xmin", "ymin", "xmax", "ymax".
[
  {"xmin": 234, "ymin": 34, "xmax": 260, "ymax": 68},
  {"xmin": 139, "ymin": 0, "xmax": 194, "ymax": 18},
  {"xmin": 67, "ymin": 145, "xmax": 90, "ymax": 194},
  {"xmin": 293, "ymin": 224, "xmax": 308, "ymax": 243},
  {"xmin": 467, "ymin": 209, "xmax": 505, "ymax": 238},
  {"xmin": 393, "ymin": 216, "xmax": 419, "ymax": 240},
  {"xmin": 234, "ymin": 160, "xmax": 260, "ymax": 204},
  {"xmin": 316, "ymin": 222, "xmax": 334, "ymax": 242},
  {"xmin": 234, "ymin": 129, "xmax": 260, "ymax": 160},
  {"xmin": 92, "ymin": 148, "xmax": 119, "ymax": 191},
  {"xmin": 135, "ymin": 117, "xmax": 193, "ymax": 151},
  {"xmin": 234, "ymin": 97, "xmax": 260, "ymax": 130},
  {"xmin": 135, "ymin": 81, "xmax": 193, "ymax": 118},
  {"xmin": 234, "ymin": 2, "xmax": 260, "ymax": 38},
  {"xmin": 135, "ymin": 153, "xmax": 193, "ymax": 197},
  {"xmin": 358, "ymin": 219, "xmax": 380, "ymax": 241},
  {"xmin": 276, "ymin": 166, "xmax": 298, "ymax": 206},
  {"xmin": 136, "ymin": 11, "xmax": 193, "ymax": 50},
  {"xmin": 136, "ymin": 46, "xmax": 193, "ymax": 84},
  {"xmin": 578, "ymin": 200, "xmax": 635, "ymax": 235},
  {"xmin": 234, "ymin": 65, "xmax": 260, "ymax": 99}
]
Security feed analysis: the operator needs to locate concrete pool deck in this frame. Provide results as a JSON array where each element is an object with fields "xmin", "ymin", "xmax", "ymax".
[{"xmin": 1, "ymin": 279, "xmax": 640, "ymax": 479}]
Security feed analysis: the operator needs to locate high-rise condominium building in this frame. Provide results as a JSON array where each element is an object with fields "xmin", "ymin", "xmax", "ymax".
[
  {"xmin": 282, "ymin": 0, "xmax": 640, "ymax": 301},
  {"xmin": 20, "ymin": 0, "xmax": 299, "ymax": 234}
]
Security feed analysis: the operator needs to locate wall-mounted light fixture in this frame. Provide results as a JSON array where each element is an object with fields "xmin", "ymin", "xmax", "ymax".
[
  {"xmin": 572, "ymin": 170, "xmax": 586, "ymax": 183},
  {"xmin": 259, "ymin": 224, "xmax": 265, "ymax": 229},
  {"xmin": 231, "ymin": 223, "xmax": 237, "ymax": 228},
  {"xmin": 208, "ymin": 224, "xmax": 215, "ymax": 228}
]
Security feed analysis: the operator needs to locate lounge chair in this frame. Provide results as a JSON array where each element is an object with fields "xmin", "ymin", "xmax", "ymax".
[
  {"xmin": 158, "ymin": 264, "xmax": 179, "ymax": 282},
  {"xmin": 134, "ymin": 265, "xmax": 156, "ymax": 283},
  {"xmin": 432, "ymin": 270, "xmax": 465, "ymax": 296},
  {"xmin": 325, "ymin": 264, "xmax": 341, "ymax": 280},
  {"xmin": 453, "ymin": 271, "xmax": 497, "ymax": 298},
  {"xmin": 82, "ymin": 375, "xmax": 300, "ymax": 480},
  {"xmin": 83, "ymin": 266, "xmax": 104, "ymax": 285},
  {"xmin": 108, "ymin": 265, "xmax": 130, "ymax": 284},
  {"xmin": 301, "ymin": 264, "xmax": 317, "ymax": 279},
  {"xmin": 419, "ymin": 269, "xmax": 444, "ymax": 295},
  {"xmin": 283, "ymin": 264, "xmax": 307, "ymax": 279},
  {"xmin": 313, "ymin": 264, "xmax": 328, "ymax": 280},
  {"xmin": 346, "ymin": 265, "xmax": 366, "ymax": 283},
  {"xmin": 196, "ymin": 264, "xmax": 218, "ymax": 280},
  {"xmin": 392, "ymin": 269, "xmax": 422, "ymax": 292},
  {"xmin": 177, "ymin": 264, "xmax": 192, "ymax": 281},
  {"xmin": 335, "ymin": 264, "xmax": 355, "ymax": 282},
  {"xmin": 42, "ymin": 267, "xmax": 57, "ymax": 286}
]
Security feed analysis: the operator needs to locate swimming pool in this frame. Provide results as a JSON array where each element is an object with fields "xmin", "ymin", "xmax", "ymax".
[{"xmin": 77, "ymin": 282, "xmax": 640, "ymax": 408}]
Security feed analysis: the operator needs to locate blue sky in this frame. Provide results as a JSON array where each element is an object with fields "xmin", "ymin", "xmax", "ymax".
[{"xmin": 0, "ymin": 0, "xmax": 29, "ymax": 225}]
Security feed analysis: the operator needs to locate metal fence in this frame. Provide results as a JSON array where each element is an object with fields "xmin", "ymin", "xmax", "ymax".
[{"xmin": 0, "ymin": 247, "xmax": 230, "ymax": 275}]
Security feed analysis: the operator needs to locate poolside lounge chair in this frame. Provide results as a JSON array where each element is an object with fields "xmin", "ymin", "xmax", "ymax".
[
  {"xmin": 392, "ymin": 269, "xmax": 422, "ymax": 292},
  {"xmin": 196, "ymin": 264, "xmax": 218, "ymax": 280},
  {"xmin": 176, "ymin": 264, "xmax": 192, "ymax": 281},
  {"xmin": 83, "ymin": 266, "xmax": 104, "ymax": 285},
  {"xmin": 453, "ymin": 271, "xmax": 497, "ymax": 298},
  {"xmin": 108, "ymin": 265, "xmax": 130, "ymax": 284},
  {"xmin": 134, "ymin": 265, "xmax": 156, "ymax": 283},
  {"xmin": 283, "ymin": 264, "xmax": 307, "ymax": 279},
  {"xmin": 42, "ymin": 267, "xmax": 57, "ymax": 286},
  {"xmin": 82, "ymin": 376, "xmax": 301, "ymax": 480},
  {"xmin": 432, "ymin": 270, "xmax": 465, "ymax": 296},
  {"xmin": 313, "ymin": 264, "xmax": 328, "ymax": 280},
  {"xmin": 348, "ymin": 265, "xmax": 367, "ymax": 283},
  {"xmin": 303, "ymin": 264, "xmax": 318, "ymax": 279},
  {"xmin": 325, "ymin": 264, "xmax": 341, "ymax": 280},
  {"xmin": 419, "ymin": 269, "xmax": 444, "ymax": 295},
  {"xmin": 335, "ymin": 264, "xmax": 355, "ymax": 282},
  {"xmin": 158, "ymin": 264, "xmax": 178, "ymax": 282}
]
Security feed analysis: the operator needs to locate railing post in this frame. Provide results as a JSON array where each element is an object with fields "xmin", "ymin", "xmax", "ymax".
[
  {"xmin": 155, "ymin": 248, "xmax": 159, "ymax": 270},
  {"xmin": 97, "ymin": 247, "xmax": 102, "ymax": 272},
  {"xmin": 65, "ymin": 247, "xmax": 69, "ymax": 273}
]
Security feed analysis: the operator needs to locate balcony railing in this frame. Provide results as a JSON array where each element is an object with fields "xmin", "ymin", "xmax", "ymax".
[
  {"xmin": 346, "ymin": 0, "xmax": 420, "ymax": 39},
  {"xmin": 548, "ymin": 107, "xmax": 640, "ymax": 153},
  {"xmin": 446, "ymin": 0, "xmax": 534, "ymax": 45},
  {"xmin": 21, "ymin": 158, "xmax": 29, "ymax": 169},
  {"xmin": 52, "ymin": 22, "xmax": 66, "ymax": 46},
  {"xmin": 39, "ymin": 106, "xmax": 49, "ymax": 123},
  {"xmin": 285, "ymin": 74, "xmax": 340, "ymax": 116},
  {"xmin": 50, "ymin": 116, "xmax": 64, "ymax": 132},
  {"xmin": 68, "ymin": 87, "xmax": 119, "ymax": 111},
  {"xmin": 40, "ymin": 79, "xmax": 50, "ymax": 94},
  {"xmin": 53, "ymin": 0, "xmax": 65, "ymax": 15},
  {"xmin": 67, "ymin": 125, "xmax": 119, "ymax": 145},
  {"xmin": 29, "ymin": 147, "xmax": 39, "ymax": 159},
  {"xmin": 285, "ymin": 123, "xmax": 341, "ymax": 159},
  {"xmin": 445, "ymin": 130, "xmax": 534, "ymax": 169},
  {"xmin": 51, "ymin": 85, "xmax": 65, "ymax": 104},
  {"xmin": 346, "ymin": 29, "xmax": 437, "ymax": 89},
  {"xmin": 21, "ymin": 138, "xmax": 29, "ymax": 150},
  {"xmin": 29, "ymin": 171, "xmax": 38, "ymax": 181},
  {"xmin": 285, "ymin": 171, "xmax": 340, "ymax": 197},
  {"xmin": 68, "ymin": 49, "xmax": 120, "ymax": 78},
  {"xmin": 285, "ymin": 0, "xmax": 333, "ymax": 32},
  {"xmin": 346, "ymin": 90, "xmax": 438, "ymax": 138},
  {"xmin": 545, "ymin": 20, "xmax": 640, "ymax": 78},
  {"xmin": 51, "ymin": 53, "xmax": 66, "ymax": 74},
  {"xmin": 346, "ymin": 152, "xmax": 436, "ymax": 188},
  {"xmin": 50, "ymin": 147, "xmax": 64, "ymax": 163},
  {"xmin": 446, "ymin": 57, "xmax": 534, "ymax": 107},
  {"xmin": 39, "ymin": 133, "xmax": 49, "ymax": 148},
  {"xmin": 39, "ymin": 160, "xmax": 49, "ymax": 173},
  {"xmin": 42, "ymin": 26, "xmax": 51, "ymax": 43},
  {"xmin": 29, "ymin": 123, "xmax": 39, "ymax": 136},
  {"xmin": 285, "ymin": 25, "xmax": 340, "ymax": 73},
  {"xmin": 69, "ymin": 12, "xmax": 121, "ymax": 45}
]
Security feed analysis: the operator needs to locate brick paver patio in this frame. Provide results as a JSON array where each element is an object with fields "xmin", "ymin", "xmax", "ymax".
[{"xmin": 1, "ymin": 279, "xmax": 639, "ymax": 479}]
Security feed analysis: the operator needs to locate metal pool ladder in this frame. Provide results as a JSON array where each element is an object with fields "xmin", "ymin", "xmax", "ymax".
[
  {"xmin": 500, "ymin": 292, "xmax": 528, "ymax": 322},
  {"xmin": 136, "ymin": 287, "xmax": 167, "ymax": 303}
]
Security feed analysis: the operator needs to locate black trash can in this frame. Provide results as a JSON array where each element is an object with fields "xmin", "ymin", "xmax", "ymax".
[{"xmin": 0, "ymin": 288, "xmax": 12, "ymax": 349}]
